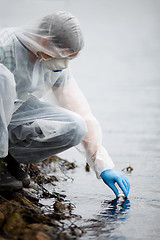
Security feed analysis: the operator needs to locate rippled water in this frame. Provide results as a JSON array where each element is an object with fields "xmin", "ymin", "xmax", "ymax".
[
  {"xmin": 54, "ymin": 141, "xmax": 160, "ymax": 240},
  {"xmin": 1, "ymin": 0, "xmax": 160, "ymax": 239}
]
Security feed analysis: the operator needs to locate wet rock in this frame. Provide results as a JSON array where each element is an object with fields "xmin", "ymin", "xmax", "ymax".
[
  {"xmin": 23, "ymin": 187, "xmax": 39, "ymax": 202},
  {"xmin": 71, "ymin": 227, "xmax": 83, "ymax": 237},
  {"xmin": 85, "ymin": 163, "xmax": 90, "ymax": 172},
  {"xmin": 22, "ymin": 229, "xmax": 52, "ymax": 240},
  {"xmin": 35, "ymin": 231, "xmax": 52, "ymax": 240},
  {"xmin": 28, "ymin": 223, "xmax": 56, "ymax": 231},
  {"xmin": 0, "ymin": 211, "xmax": 5, "ymax": 227},
  {"xmin": 13, "ymin": 192, "xmax": 41, "ymax": 212},
  {"xmin": 54, "ymin": 201, "xmax": 66, "ymax": 212},
  {"xmin": 27, "ymin": 223, "xmax": 57, "ymax": 240},
  {"xmin": 122, "ymin": 165, "xmax": 134, "ymax": 173},
  {"xmin": 3, "ymin": 207, "xmax": 25, "ymax": 235},
  {"xmin": 58, "ymin": 232, "xmax": 74, "ymax": 240},
  {"xmin": 0, "ymin": 155, "xmax": 83, "ymax": 240}
]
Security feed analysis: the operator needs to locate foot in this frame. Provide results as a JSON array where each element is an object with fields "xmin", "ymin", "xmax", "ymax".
[
  {"xmin": 0, "ymin": 167, "xmax": 23, "ymax": 192},
  {"xmin": 5, "ymin": 153, "xmax": 30, "ymax": 188}
]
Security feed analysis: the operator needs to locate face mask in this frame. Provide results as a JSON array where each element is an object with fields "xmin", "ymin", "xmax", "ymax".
[{"xmin": 41, "ymin": 57, "xmax": 69, "ymax": 71}]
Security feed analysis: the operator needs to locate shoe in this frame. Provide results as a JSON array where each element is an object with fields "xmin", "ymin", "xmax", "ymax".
[
  {"xmin": 4, "ymin": 153, "xmax": 30, "ymax": 188},
  {"xmin": 0, "ymin": 168, "xmax": 23, "ymax": 192}
]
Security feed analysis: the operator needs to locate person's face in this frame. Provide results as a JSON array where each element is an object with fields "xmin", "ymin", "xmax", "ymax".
[{"xmin": 37, "ymin": 49, "xmax": 79, "ymax": 71}]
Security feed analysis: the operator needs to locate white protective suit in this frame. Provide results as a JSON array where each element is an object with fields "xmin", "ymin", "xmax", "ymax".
[{"xmin": 0, "ymin": 11, "xmax": 114, "ymax": 178}]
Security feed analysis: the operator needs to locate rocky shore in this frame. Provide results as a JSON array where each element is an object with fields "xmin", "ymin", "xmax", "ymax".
[{"xmin": 0, "ymin": 156, "xmax": 84, "ymax": 240}]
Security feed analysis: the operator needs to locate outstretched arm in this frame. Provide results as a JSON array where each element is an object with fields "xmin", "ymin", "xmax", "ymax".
[{"xmin": 52, "ymin": 70, "xmax": 130, "ymax": 197}]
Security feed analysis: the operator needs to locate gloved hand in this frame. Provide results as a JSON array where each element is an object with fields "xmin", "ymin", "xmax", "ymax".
[{"xmin": 100, "ymin": 169, "xmax": 130, "ymax": 198}]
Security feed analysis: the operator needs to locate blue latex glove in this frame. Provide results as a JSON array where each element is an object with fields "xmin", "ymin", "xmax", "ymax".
[{"xmin": 100, "ymin": 169, "xmax": 130, "ymax": 198}]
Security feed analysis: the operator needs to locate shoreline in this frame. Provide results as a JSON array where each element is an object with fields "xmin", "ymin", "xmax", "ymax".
[{"xmin": 0, "ymin": 156, "xmax": 84, "ymax": 240}]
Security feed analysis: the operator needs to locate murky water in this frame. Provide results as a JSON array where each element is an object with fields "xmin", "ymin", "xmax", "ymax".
[{"xmin": 1, "ymin": 0, "xmax": 160, "ymax": 239}]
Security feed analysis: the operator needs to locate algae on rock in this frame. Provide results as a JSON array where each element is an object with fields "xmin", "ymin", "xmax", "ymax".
[{"xmin": 0, "ymin": 155, "xmax": 83, "ymax": 240}]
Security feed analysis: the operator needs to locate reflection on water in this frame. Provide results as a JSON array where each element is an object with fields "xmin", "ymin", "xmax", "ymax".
[
  {"xmin": 100, "ymin": 197, "xmax": 130, "ymax": 221},
  {"xmin": 81, "ymin": 198, "xmax": 130, "ymax": 239}
]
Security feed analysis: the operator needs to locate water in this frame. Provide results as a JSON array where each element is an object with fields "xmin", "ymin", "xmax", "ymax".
[{"xmin": 0, "ymin": 0, "xmax": 160, "ymax": 239}]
